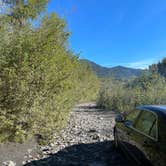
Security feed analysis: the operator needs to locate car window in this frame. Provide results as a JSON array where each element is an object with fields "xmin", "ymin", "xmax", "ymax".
[
  {"xmin": 149, "ymin": 120, "xmax": 157, "ymax": 138},
  {"xmin": 127, "ymin": 109, "xmax": 140, "ymax": 123},
  {"xmin": 134, "ymin": 110, "xmax": 157, "ymax": 139}
]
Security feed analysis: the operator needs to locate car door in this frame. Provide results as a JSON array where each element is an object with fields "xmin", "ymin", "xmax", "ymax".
[
  {"xmin": 127, "ymin": 110, "xmax": 161, "ymax": 166},
  {"xmin": 116, "ymin": 109, "xmax": 140, "ymax": 147},
  {"xmin": 118, "ymin": 109, "xmax": 143, "ymax": 164}
]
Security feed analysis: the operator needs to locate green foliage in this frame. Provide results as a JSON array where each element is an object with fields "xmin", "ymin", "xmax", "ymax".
[
  {"xmin": 149, "ymin": 57, "xmax": 166, "ymax": 78},
  {"xmin": 1, "ymin": 0, "xmax": 49, "ymax": 26},
  {"xmin": 98, "ymin": 73, "xmax": 166, "ymax": 113},
  {"xmin": 0, "ymin": 3, "xmax": 99, "ymax": 143},
  {"xmin": 75, "ymin": 60, "xmax": 100, "ymax": 102}
]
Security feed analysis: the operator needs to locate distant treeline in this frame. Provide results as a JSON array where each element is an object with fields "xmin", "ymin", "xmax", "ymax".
[
  {"xmin": 0, "ymin": 1, "xmax": 99, "ymax": 144},
  {"xmin": 98, "ymin": 58, "xmax": 166, "ymax": 113}
]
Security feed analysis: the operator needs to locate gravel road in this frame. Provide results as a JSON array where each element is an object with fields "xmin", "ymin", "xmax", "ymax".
[{"xmin": 1, "ymin": 103, "xmax": 130, "ymax": 166}]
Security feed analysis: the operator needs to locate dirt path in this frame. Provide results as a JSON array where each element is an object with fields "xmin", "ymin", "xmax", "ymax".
[
  {"xmin": 24, "ymin": 103, "xmax": 129, "ymax": 166},
  {"xmin": 1, "ymin": 103, "xmax": 130, "ymax": 166}
]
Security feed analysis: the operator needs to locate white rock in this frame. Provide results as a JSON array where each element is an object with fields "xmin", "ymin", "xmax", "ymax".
[
  {"xmin": 49, "ymin": 143, "xmax": 54, "ymax": 147},
  {"xmin": 27, "ymin": 149, "xmax": 32, "ymax": 153},
  {"xmin": 22, "ymin": 161, "xmax": 26, "ymax": 165},
  {"xmin": 3, "ymin": 161, "xmax": 16, "ymax": 166}
]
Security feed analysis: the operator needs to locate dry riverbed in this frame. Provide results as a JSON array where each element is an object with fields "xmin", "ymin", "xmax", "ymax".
[{"xmin": 1, "ymin": 103, "xmax": 129, "ymax": 166}]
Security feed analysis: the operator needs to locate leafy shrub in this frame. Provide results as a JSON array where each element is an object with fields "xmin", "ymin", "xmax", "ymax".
[
  {"xmin": 0, "ymin": 11, "xmax": 99, "ymax": 143},
  {"xmin": 97, "ymin": 73, "xmax": 166, "ymax": 113}
]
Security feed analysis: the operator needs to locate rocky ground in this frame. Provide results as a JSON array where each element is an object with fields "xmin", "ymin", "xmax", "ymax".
[{"xmin": 1, "ymin": 103, "xmax": 130, "ymax": 166}]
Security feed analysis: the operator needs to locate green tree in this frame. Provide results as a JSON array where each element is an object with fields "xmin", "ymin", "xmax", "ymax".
[
  {"xmin": 149, "ymin": 57, "xmax": 166, "ymax": 78},
  {"xmin": 98, "ymin": 73, "xmax": 166, "ymax": 113},
  {"xmin": 1, "ymin": 0, "xmax": 49, "ymax": 26},
  {"xmin": 0, "ymin": 1, "xmax": 99, "ymax": 143}
]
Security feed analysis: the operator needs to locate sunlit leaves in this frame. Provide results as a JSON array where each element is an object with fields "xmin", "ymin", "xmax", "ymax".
[{"xmin": 0, "ymin": 3, "xmax": 99, "ymax": 143}]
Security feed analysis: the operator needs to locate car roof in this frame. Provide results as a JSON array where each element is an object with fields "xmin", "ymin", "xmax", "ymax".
[{"xmin": 137, "ymin": 105, "xmax": 166, "ymax": 118}]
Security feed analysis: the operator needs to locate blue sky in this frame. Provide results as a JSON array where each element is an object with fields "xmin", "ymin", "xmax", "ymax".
[{"xmin": 48, "ymin": 0, "xmax": 166, "ymax": 69}]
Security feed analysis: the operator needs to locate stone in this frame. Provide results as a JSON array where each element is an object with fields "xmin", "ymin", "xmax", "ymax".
[
  {"xmin": 49, "ymin": 143, "xmax": 54, "ymax": 147},
  {"xmin": 90, "ymin": 133, "xmax": 100, "ymax": 140},
  {"xmin": 2, "ymin": 161, "xmax": 16, "ymax": 166},
  {"xmin": 22, "ymin": 161, "xmax": 26, "ymax": 165},
  {"xmin": 27, "ymin": 149, "xmax": 32, "ymax": 153},
  {"xmin": 88, "ymin": 129, "xmax": 97, "ymax": 133},
  {"xmin": 21, "ymin": 103, "xmax": 128, "ymax": 166}
]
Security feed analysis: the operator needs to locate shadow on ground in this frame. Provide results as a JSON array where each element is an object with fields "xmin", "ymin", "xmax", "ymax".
[
  {"xmin": 76, "ymin": 102, "xmax": 100, "ymax": 109},
  {"xmin": 24, "ymin": 141, "xmax": 130, "ymax": 166}
]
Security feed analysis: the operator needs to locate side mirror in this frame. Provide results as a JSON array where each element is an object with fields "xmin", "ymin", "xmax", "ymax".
[
  {"xmin": 124, "ymin": 120, "xmax": 133, "ymax": 128},
  {"xmin": 115, "ymin": 114, "xmax": 125, "ymax": 123}
]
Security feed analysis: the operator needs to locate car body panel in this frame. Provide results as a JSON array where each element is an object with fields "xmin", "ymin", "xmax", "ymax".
[{"xmin": 114, "ymin": 105, "xmax": 166, "ymax": 166}]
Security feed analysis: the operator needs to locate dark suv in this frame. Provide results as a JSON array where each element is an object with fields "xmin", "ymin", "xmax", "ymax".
[{"xmin": 114, "ymin": 105, "xmax": 166, "ymax": 166}]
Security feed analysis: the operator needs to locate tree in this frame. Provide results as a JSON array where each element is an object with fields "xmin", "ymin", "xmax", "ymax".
[
  {"xmin": 0, "ymin": 1, "xmax": 99, "ymax": 143},
  {"xmin": 1, "ymin": 0, "xmax": 49, "ymax": 26},
  {"xmin": 149, "ymin": 58, "xmax": 166, "ymax": 78}
]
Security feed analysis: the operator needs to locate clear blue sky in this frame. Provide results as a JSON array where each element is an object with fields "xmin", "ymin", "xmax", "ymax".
[{"xmin": 48, "ymin": 0, "xmax": 166, "ymax": 69}]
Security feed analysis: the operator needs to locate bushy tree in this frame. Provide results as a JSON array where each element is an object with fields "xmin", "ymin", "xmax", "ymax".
[
  {"xmin": 75, "ymin": 60, "xmax": 100, "ymax": 102},
  {"xmin": 0, "ymin": 1, "xmax": 99, "ymax": 143},
  {"xmin": 1, "ymin": 0, "xmax": 49, "ymax": 26},
  {"xmin": 98, "ymin": 73, "xmax": 166, "ymax": 113},
  {"xmin": 149, "ymin": 57, "xmax": 166, "ymax": 78}
]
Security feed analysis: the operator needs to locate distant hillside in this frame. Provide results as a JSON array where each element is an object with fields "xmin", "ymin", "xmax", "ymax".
[{"xmin": 80, "ymin": 59, "xmax": 143, "ymax": 79}]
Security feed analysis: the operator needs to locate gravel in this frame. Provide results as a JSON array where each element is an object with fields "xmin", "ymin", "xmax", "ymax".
[{"xmin": 1, "ymin": 102, "xmax": 130, "ymax": 166}]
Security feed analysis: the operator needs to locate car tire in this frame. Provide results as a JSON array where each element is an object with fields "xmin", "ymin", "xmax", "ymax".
[{"xmin": 113, "ymin": 127, "xmax": 119, "ymax": 148}]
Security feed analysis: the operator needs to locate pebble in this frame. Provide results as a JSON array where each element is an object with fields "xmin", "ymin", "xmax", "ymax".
[
  {"xmin": 2, "ymin": 161, "xmax": 16, "ymax": 166},
  {"xmin": 22, "ymin": 103, "xmax": 129, "ymax": 166}
]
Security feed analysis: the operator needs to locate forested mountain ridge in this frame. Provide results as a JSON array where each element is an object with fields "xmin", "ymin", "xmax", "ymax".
[{"xmin": 80, "ymin": 59, "xmax": 143, "ymax": 79}]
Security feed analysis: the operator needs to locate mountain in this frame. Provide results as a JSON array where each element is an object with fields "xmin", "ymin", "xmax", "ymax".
[{"xmin": 80, "ymin": 59, "xmax": 143, "ymax": 79}]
